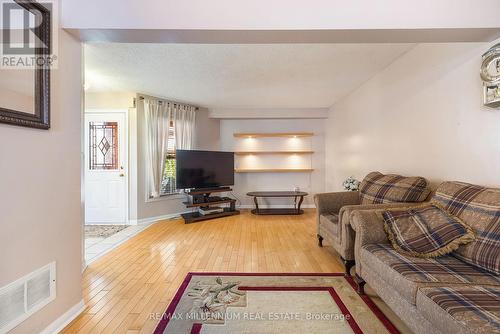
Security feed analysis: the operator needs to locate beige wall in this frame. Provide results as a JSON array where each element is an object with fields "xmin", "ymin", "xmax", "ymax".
[
  {"xmin": 326, "ymin": 42, "xmax": 500, "ymax": 191},
  {"xmin": 195, "ymin": 107, "xmax": 220, "ymax": 151},
  {"xmin": 0, "ymin": 30, "xmax": 83, "ymax": 333}
]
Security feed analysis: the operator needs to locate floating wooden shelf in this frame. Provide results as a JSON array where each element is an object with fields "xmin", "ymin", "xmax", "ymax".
[
  {"xmin": 233, "ymin": 132, "xmax": 313, "ymax": 138},
  {"xmin": 235, "ymin": 168, "xmax": 314, "ymax": 173},
  {"xmin": 235, "ymin": 151, "xmax": 314, "ymax": 155}
]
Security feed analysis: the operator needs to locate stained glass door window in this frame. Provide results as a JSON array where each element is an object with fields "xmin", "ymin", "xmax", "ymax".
[{"xmin": 89, "ymin": 121, "xmax": 119, "ymax": 170}]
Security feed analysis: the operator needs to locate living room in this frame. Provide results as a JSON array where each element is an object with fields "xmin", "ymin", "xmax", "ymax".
[{"xmin": 0, "ymin": 1, "xmax": 499, "ymax": 334}]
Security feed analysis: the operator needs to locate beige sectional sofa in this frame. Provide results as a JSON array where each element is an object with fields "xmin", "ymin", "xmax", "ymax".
[
  {"xmin": 351, "ymin": 181, "xmax": 500, "ymax": 334},
  {"xmin": 314, "ymin": 171, "xmax": 431, "ymax": 275}
]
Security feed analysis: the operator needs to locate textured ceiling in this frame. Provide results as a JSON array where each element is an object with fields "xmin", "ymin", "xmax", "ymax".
[{"xmin": 85, "ymin": 43, "xmax": 414, "ymax": 108}]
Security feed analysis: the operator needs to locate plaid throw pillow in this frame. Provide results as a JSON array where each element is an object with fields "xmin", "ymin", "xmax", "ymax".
[
  {"xmin": 431, "ymin": 181, "xmax": 500, "ymax": 274},
  {"xmin": 382, "ymin": 204, "xmax": 475, "ymax": 258},
  {"xmin": 359, "ymin": 172, "xmax": 430, "ymax": 205}
]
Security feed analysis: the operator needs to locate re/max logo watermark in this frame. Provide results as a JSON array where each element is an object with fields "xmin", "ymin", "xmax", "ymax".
[{"xmin": 1, "ymin": 0, "xmax": 58, "ymax": 69}]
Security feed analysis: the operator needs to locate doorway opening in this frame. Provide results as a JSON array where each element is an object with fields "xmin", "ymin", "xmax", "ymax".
[{"xmin": 83, "ymin": 110, "xmax": 130, "ymax": 264}]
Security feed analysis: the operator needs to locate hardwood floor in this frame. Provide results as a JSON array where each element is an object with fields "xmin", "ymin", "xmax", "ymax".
[{"xmin": 62, "ymin": 209, "xmax": 343, "ymax": 334}]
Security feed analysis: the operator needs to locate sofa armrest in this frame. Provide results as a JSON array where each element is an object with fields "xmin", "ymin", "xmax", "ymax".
[
  {"xmin": 340, "ymin": 201, "xmax": 430, "ymax": 226},
  {"xmin": 351, "ymin": 210, "xmax": 390, "ymax": 276},
  {"xmin": 313, "ymin": 191, "xmax": 360, "ymax": 215},
  {"xmin": 350, "ymin": 210, "xmax": 388, "ymax": 245}
]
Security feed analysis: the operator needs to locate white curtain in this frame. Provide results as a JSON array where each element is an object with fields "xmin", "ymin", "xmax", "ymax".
[
  {"xmin": 173, "ymin": 104, "xmax": 196, "ymax": 150},
  {"xmin": 144, "ymin": 98, "xmax": 196, "ymax": 198},
  {"xmin": 144, "ymin": 99, "xmax": 171, "ymax": 198}
]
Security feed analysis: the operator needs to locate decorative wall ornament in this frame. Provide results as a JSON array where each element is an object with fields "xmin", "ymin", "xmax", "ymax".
[{"xmin": 480, "ymin": 43, "xmax": 500, "ymax": 109}]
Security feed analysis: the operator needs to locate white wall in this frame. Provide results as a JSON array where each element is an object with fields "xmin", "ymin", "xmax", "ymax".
[
  {"xmin": 220, "ymin": 118, "xmax": 325, "ymax": 207},
  {"xmin": 0, "ymin": 30, "xmax": 83, "ymax": 333},
  {"xmin": 62, "ymin": 0, "xmax": 500, "ymax": 30},
  {"xmin": 85, "ymin": 91, "xmax": 135, "ymax": 109},
  {"xmin": 326, "ymin": 41, "xmax": 500, "ymax": 191}
]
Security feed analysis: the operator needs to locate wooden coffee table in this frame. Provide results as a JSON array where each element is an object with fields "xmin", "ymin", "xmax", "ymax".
[{"xmin": 246, "ymin": 191, "xmax": 308, "ymax": 215}]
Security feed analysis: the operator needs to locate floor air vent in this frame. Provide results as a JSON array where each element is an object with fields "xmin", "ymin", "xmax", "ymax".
[{"xmin": 0, "ymin": 262, "xmax": 56, "ymax": 333}]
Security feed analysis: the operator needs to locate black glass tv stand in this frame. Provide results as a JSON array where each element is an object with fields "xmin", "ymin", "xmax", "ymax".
[{"xmin": 181, "ymin": 187, "xmax": 239, "ymax": 224}]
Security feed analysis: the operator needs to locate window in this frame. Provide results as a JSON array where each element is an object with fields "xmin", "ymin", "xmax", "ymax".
[
  {"xmin": 88, "ymin": 122, "xmax": 119, "ymax": 170},
  {"xmin": 143, "ymin": 98, "xmax": 195, "ymax": 198},
  {"xmin": 160, "ymin": 120, "xmax": 177, "ymax": 195}
]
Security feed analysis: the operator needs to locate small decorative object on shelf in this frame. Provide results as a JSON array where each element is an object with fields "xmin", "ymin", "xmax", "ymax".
[
  {"xmin": 343, "ymin": 177, "xmax": 360, "ymax": 191},
  {"xmin": 480, "ymin": 43, "xmax": 500, "ymax": 109}
]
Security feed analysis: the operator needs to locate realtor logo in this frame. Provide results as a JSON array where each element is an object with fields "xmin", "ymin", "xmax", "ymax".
[{"xmin": 1, "ymin": 0, "xmax": 58, "ymax": 68}]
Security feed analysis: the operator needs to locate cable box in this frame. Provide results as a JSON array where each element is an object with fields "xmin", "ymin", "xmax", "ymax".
[{"xmin": 198, "ymin": 206, "xmax": 224, "ymax": 215}]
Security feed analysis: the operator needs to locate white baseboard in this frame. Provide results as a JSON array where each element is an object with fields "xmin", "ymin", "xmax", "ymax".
[
  {"xmin": 237, "ymin": 204, "xmax": 316, "ymax": 209},
  {"xmin": 136, "ymin": 211, "xmax": 190, "ymax": 225},
  {"xmin": 133, "ymin": 206, "xmax": 316, "ymax": 225},
  {"xmin": 81, "ymin": 261, "xmax": 87, "ymax": 273},
  {"xmin": 40, "ymin": 300, "xmax": 84, "ymax": 334},
  {"xmin": 84, "ymin": 222, "xmax": 129, "ymax": 225}
]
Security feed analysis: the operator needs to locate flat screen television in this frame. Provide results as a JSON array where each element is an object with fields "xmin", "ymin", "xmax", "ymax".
[{"xmin": 176, "ymin": 150, "xmax": 234, "ymax": 190}]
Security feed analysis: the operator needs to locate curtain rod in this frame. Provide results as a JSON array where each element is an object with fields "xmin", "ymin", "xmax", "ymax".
[{"xmin": 136, "ymin": 96, "xmax": 199, "ymax": 110}]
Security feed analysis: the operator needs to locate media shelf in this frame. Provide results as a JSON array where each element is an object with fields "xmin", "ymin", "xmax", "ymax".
[
  {"xmin": 234, "ymin": 151, "xmax": 314, "ymax": 155},
  {"xmin": 186, "ymin": 187, "xmax": 232, "ymax": 195},
  {"xmin": 181, "ymin": 208, "xmax": 240, "ymax": 224},
  {"xmin": 181, "ymin": 187, "xmax": 239, "ymax": 224},
  {"xmin": 183, "ymin": 198, "xmax": 235, "ymax": 208}
]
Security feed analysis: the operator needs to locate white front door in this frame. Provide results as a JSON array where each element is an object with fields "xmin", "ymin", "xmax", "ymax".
[{"xmin": 84, "ymin": 112, "xmax": 128, "ymax": 224}]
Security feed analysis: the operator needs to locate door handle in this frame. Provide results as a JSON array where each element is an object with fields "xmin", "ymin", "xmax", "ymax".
[{"xmin": 119, "ymin": 166, "xmax": 125, "ymax": 177}]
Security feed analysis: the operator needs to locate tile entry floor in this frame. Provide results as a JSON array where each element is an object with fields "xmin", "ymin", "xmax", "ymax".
[{"xmin": 84, "ymin": 224, "xmax": 151, "ymax": 264}]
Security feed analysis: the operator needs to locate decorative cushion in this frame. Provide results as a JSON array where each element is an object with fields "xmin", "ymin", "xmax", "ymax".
[
  {"xmin": 417, "ymin": 285, "xmax": 500, "ymax": 334},
  {"xmin": 382, "ymin": 204, "xmax": 475, "ymax": 258},
  {"xmin": 359, "ymin": 171, "xmax": 430, "ymax": 205},
  {"xmin": 361, "ymin": 244, "xmax": 500, "ymax": 305},
  {"xmin": 431, "ymin": 181, "xmax": 500, "ymax": 274}
]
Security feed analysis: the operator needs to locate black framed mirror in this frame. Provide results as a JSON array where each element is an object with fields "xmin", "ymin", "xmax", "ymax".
[{"xmin": 0, "ymin": 0, "xmax": 51, "ymax": 129}]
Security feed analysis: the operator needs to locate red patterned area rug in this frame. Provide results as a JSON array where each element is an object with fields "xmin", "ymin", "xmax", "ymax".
[{"xmin": 153, "ymin": 273, "xmax": 399, "ymax": 334}]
